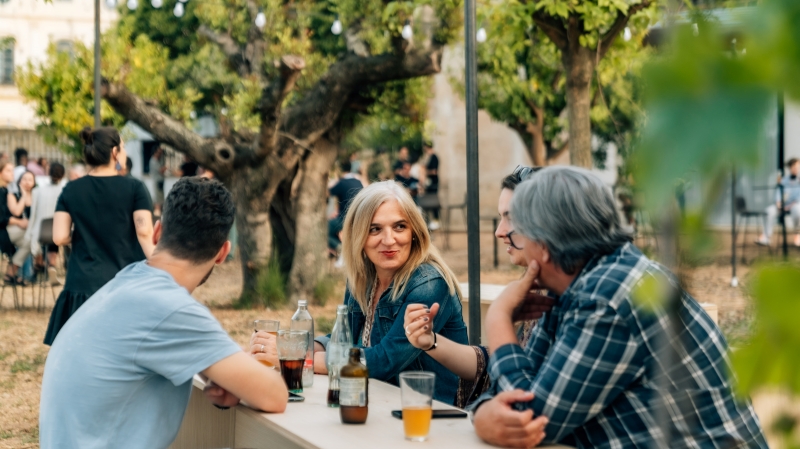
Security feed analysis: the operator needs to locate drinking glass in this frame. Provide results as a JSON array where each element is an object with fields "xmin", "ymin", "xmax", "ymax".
[
  {"xmin": 399, "ymin": 372, "xmax": 436, "ymax": 442},
  {"xmin": 277, "ymin": 330, "xmax": 309, "ymax": 393},
  {"xmin": 253, "ymin": 320, "xmax": 280, "ymax": 369}
]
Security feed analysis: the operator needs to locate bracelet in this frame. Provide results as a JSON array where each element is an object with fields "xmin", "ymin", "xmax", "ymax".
[
  {"xmin": 423, "ymin": 332, "xmax": 437, "ymax": 351},
  {"xmin": 213, "ymin": 404, "xmax": 230, "ymax": 410}
]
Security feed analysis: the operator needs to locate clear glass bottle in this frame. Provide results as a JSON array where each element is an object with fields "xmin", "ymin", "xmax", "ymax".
[
  {"xmin": 326, "ymin": 305, "xmax": 352, "ymax": 407},
  {"xmin": 339, "ymin": 348, "xmax": 368, "ymax": 424},
  {"xmin": 290, "ymin": 299, "xmax": 314, "ymax": 387}
]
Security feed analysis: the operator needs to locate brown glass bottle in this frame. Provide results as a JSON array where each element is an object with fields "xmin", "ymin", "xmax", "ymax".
[{"xmin": 339, "ymin": 348, "xmax": 368, "ymax": 424}]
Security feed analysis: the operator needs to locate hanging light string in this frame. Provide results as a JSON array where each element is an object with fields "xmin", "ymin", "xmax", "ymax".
[{"xmin": 109, "ymin": 0, "xmax": 416, "ymax": 39}]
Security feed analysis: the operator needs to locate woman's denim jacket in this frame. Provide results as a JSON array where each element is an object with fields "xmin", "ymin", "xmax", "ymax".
[{"xmin": 317, "ymin": 263, "xmax": 468, "ymax": 405}]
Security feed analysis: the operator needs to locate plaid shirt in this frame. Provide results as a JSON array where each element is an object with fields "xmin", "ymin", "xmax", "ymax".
[{"xmin": 470, "ymin": 243, "xmax": 767, "ymax": 449}]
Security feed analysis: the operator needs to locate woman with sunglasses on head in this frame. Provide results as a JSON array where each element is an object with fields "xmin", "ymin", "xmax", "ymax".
[{"xmin": 403, "ymin": 166, "xmax": 555, "ymax": 407}]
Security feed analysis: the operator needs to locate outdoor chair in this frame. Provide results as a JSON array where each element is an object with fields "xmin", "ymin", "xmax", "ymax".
[
  {"xmin": 443, "ymin": 193, "xmax": 467, "ymax": 250},
  {"xmin": 35, "ymin": 218, "xmax": 59, "ymax": 312},
  {"xmin": 735, "ymin": 196, "xmax": 770, "ymax": 263},
  {"xmin": 0, "ymin": 255, "xmax": 21, "ymax": 310}
]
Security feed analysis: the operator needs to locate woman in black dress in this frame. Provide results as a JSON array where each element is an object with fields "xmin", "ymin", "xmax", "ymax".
[
  {"xmin": 44, "ymin": 127, "xmax": 154, "ymax": 345},
  {"xmin": 0, "ymin": 162, "xmax": 27, "ymax": 276}
]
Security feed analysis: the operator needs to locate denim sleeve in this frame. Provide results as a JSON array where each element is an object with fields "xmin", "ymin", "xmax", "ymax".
[
  {"xmin": 363, "ymin": 277, "xmax": 456, "ymax": 381},
  {"xmin": 489, "ymin": 301, "xmax": 639, "ymax": 444}
]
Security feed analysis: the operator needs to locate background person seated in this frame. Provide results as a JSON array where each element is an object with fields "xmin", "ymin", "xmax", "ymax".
[{"xmin": 757, "ymin": 157, "xmax": 800, "ymax": 247}]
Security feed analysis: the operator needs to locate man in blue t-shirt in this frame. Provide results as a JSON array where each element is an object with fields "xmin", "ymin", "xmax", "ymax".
[{"xmin": 40, "ymin": 177, "xmax": 288, "ymax": 449}]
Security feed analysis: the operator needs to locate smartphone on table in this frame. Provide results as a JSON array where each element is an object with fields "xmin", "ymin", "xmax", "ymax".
[{"xmin": 391, "ymin": 409, "xmax": 467, "ymax": 419}]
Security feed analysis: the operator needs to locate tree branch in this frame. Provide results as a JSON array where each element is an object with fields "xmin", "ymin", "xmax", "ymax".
[
  {"xmin": 280, "ymin": 45, "xmax": 444, "ymax": 147},
  {"xmin": 197, "ymin": 25, "xmax": 249, "ymax": 77},
  {"xmin": 100, "ymin": 80, "xmax": 240, "ymax": 177},
  {"xmin": 532, "ymin": 11, "xmax": 568, "ymax": 51},
  {"xmin": 255, "ymin": 55, "xmax": 306, "ymax": 159},
  {"xmin": 598, "ymin": 0, "xmax": 651, "ymax": 59}
]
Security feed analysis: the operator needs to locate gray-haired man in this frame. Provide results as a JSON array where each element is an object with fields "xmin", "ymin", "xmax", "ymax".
[{"xmin": 472, "ymin": 166, "xmax": 767, "ymax": 448}]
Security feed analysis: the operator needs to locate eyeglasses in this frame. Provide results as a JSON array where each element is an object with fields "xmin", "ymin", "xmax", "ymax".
[{"xmin": 507, "ymin": 230, "xmax": 523, "ymax": 250}]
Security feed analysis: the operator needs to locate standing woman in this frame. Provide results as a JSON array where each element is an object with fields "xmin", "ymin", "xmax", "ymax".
[{"xmin": 44, "ymin": 127, "xmax": 154, "ymax": 345}]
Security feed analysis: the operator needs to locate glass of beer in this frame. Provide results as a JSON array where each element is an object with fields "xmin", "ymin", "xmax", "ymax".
[
  {"xmin": 253, "ymin": 320, "xmax": 280, "ymax": 369},
  {"xmin": 399, "ymin": 372, "xmax": 436, "ymax": 442},
  {"xmin": 277, "ymin": 330, "xmax": 308, "ymax": 393}
]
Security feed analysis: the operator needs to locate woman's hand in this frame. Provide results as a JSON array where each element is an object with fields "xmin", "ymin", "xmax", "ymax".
[
  {"xmin": 404, "ymin": 303, "xmax": 437, "ymax": 350},
  {"xmin": 249, "ymin": 331, "xmax": 279, "ymax": 369}
]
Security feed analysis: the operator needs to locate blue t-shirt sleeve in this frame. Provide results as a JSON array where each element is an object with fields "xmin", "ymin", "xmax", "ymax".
[{"xmin": 134, "ymin": 302, "xmax": 242, "ymax": 386}]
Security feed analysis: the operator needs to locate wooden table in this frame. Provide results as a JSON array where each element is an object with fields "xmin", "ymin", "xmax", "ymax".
[
  {"xmin": 459, "ymin": 283, "xmax": 719, "ymax": 345},
  {"xmin": 170, "ymin": 374, "xmax": 571, "ymax": 449}
]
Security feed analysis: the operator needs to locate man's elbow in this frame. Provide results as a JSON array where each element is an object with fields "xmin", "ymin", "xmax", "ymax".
[
  {"xmin": 257, "ymin": 386, "xmax": 288, "ymax": 413},
  {"xmin": 52, "ymin": 235, "xmax": 68, "ymax": 246}
]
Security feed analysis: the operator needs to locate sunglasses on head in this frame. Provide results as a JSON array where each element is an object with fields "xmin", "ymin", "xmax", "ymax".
[{"xmin": 511, "ymin": 165, "xmax": 541, "ymax": 183}]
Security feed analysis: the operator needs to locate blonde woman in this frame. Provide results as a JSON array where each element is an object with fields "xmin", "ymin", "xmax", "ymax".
[{"xmin": 313, "ymin": 180, "xmax": 468, "ymax": 404}]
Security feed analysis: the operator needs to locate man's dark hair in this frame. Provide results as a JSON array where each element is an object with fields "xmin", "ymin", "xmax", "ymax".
[
  {"xmin": 788, "ymin": 158, "xmax": 799, "ymax": 169},
  {"xmin": 501, "ymin": 165, "xmax": 542, "ymax": 191},
  {"xmin": 159, "ymin": 177, "xmax": 236, "ymax": 263},
  {"xmin": 49, "ymin": 162, "xmax": 65, "ymax": 184},
  {"xmin": 340, "ymin": 160, "xmax": 352, "ymax": 173},
  {"xmin": 392, "ymin": 160, "xmax": 405, "ymax": 172},
  {"xmin": 14, "ymin": 148, "xmax": 28, "ymax": 166}
]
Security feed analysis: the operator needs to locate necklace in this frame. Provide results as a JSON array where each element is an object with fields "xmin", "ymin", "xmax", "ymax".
[{"xmin": 361, "ymin": 276, "xmax": 381, "ymax": 347}]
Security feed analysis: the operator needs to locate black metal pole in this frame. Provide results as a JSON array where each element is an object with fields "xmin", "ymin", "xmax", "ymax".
[
  {"xmin": 731, "ymin": 167, "xmax": 737, "ymax": 287},
  {"xmin": 94, "ymin": 0, "xmax": 101, "ymax": 128},
  {"xmin": 464, "ymin": 0, "xmax": 481, "ymax": 346},
  {"xmin": 778, "ymin": 94, "xmax": 788, "ymax": 260},
  {"xmin": 493, "ymin": 217, "xmax": 498, "ymax": 269}
]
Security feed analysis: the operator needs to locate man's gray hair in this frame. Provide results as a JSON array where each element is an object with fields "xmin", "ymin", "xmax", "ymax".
[{"xmin": 510, "ymin": 166, "xmax": 632, "ymax": 274}]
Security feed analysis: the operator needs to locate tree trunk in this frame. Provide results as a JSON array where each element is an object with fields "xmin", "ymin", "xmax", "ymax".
[
  {"xmin": 230, "ymin": 165, "xmax": 275, "ymax": 297},
  {"xmin": 562, "ymin": 46, "xmax": 595, "ymax": 168},
  {"xmin": 286, "ymin": 140, "xmax": 338, "ymax": 304}
]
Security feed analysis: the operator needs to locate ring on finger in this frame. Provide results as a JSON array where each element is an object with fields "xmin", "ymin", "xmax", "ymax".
[
  {"xmin": 260, "ymin": 344, "xmax": 265, "ymax": 353},
  {"xmin": 405, "ymin": 325, "xmax": 410, "ymax": 335}
]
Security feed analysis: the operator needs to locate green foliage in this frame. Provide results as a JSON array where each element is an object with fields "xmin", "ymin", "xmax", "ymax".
[
  {"xmin": 10, "ymin": 354, "xmax": 46, "ymax": 374},
  {"xmin": 636, "ymin": 4, "xmax": 800, "ymax": 439},
  {"xmin": 18, "ymin": 0, "xmax": 462, "ymax": 156},
  {"xmin": 316, "ymin": 315, "xmax": 335, "ymax": 335},
  {"xmin": 312, "ymin": 274, "xmax": 338, "ymax": 306},
  {"xmin": 450, "ymin": 0, "xmax": 653, "ymax": 165}
]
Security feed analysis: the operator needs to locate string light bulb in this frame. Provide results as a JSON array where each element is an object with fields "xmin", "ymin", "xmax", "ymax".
[
  {"xmin": 151, "ymin": 0, "xmax": 162, "ymax": 8},
  {"xmin": 126, "ymin": 0, "xmax": 137, "ymax": 10},
  {"xmin": 401, "ymin": 20, "xmax": 413, "ymax": 40},
  {"xmin": 623, "ymin": 27, "xmax": 632, "ymax": 42},
  {"xmin": 331, "ymin": 16, "xmax": 343, "ymax": 35},
  {"xmin": 173, "ymin": 1, "xmax": 184, "ymax": 17},
  {"xmin": 105, "ymin": 0, "xmax": 117, "ymax": 8},
  {"xmin": 255, "ymin": 9, "xmax": 266, "ymax": 28},
  {"xmin": 692, "ymin": 22, "xmax": 699, "ymax": 36},
  {"xmin": 476, "ymin": 27, "xmax": 487, "ymax": 43}
]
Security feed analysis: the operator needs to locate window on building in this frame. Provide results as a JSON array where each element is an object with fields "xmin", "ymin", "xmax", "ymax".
[
  {"xmin": 0, "ymin": 40, "xmax": 14, "ymax": 85},
  {"xmin": 56, "ymin": 40, "xmax": 75, "ymax": 59}
]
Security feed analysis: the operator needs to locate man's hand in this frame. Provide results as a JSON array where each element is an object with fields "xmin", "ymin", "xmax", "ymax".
[
  {"xmin": 313, "ymin": 351, "xmax": 328, "ymax": 374},
  {"xmin": 474, "ymin": 390, "xmax": 548, "ymax": 448},
  {"xmin": 249, "ymin": 331, "xmax": 279, "ymax": 369},
  {"xmin": 490, "ymin": 260, "xmax": 542, "ymax": 319},
  {"xmin": 512, "ymin": 293, "xmax": 555, "ymax": 323},
  {"xmin": 203, "ymin": 380, "xmax": 241, "ymax": 408}
]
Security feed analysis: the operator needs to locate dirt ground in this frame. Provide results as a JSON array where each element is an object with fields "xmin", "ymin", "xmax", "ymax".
[{"xmin": 0, "ymin": 232, "xmax": 796, "ymax": 448}]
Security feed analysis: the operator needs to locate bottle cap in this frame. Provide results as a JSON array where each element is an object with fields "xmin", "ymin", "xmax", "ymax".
[
  {"xmin": 298, "ymin": 300, "xmax": 308, "ymax": 307},
  {"xmin": 337, "ymin": 304, "xmax": 348, "ymax": 312}
]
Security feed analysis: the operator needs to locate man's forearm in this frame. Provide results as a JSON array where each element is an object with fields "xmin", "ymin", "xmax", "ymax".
[{"xmin": 486, "ymin": 304, "xmax": 520, "ymax": 353}]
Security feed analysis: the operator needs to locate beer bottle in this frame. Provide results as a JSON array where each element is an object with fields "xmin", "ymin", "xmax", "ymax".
[{"xmin": 339, "ymin": 348, "xmax": 368, "ymax": 424}]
